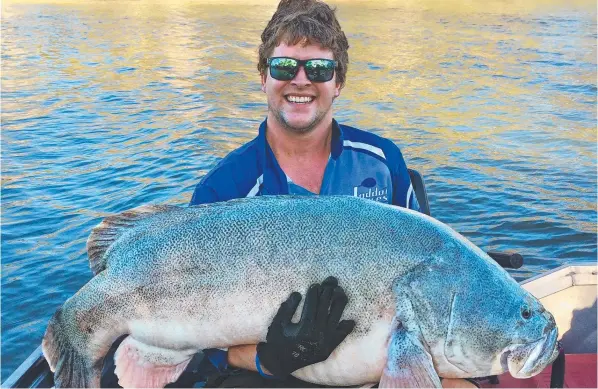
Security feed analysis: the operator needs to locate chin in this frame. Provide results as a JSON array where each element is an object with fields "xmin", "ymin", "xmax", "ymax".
[
  {"xmin": 286, "ymin": 123, "xmax": 316, "ymax": 133},
  {"xmin": 281, "ymin": 116, "xmax": 319, "ymax": 133}
]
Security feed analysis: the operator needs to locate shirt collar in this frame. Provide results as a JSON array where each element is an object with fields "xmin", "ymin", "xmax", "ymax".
[
  {"xmin": 330, "ymin": 119, "xmax": 344, "ymax": 159},
  {"xmin": 257, "ymin": 119, "xmax": 287, "ymax": 195}
]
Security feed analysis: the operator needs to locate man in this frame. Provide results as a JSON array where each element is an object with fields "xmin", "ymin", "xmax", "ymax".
[
  {"xmin": 190, "ymin": 0, "xmax": 419, "ymax": 211},
  {"xmin": 187, "ymin": 0, "xmax": 477, "ymax": 387}
]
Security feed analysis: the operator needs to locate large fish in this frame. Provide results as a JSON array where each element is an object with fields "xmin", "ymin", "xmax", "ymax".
[{"xmin": 42, "ymin": 196, "xmax": 559, "ymax": 388}]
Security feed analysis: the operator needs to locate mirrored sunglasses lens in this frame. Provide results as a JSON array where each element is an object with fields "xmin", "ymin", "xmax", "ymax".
[
  {"xmin": 305, "ymin": 60, "xmax": 335, "ymax": 82},
  {"xmin": 270, "ymin": 58, "xmax": 298, "ymax": 80}
]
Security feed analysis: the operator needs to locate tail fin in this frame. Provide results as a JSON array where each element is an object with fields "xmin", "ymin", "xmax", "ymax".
[{"xmin": 42, "ymin": 308, "xmax": 102, "ymax": 388}]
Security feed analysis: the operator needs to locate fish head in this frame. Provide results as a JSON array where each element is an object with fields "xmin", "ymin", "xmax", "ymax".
[
  {"xmin": 396, "ymin": 229, "xmax": 560, "ymax": 380},
  {"xmin": 501, "ymin": 295, "xmax": 560, "ymax": 378},
  {"xmin": 441, "ymin": 283, "xmax": 559, "ymax": 379}
]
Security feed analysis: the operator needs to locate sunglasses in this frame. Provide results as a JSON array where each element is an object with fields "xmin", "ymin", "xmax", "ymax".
[{"xmin": 267, "ymin": 57, "xmax": 337, "ymax": 82}]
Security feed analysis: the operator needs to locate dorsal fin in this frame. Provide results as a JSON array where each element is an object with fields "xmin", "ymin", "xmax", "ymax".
[{"xmin": 87, "ymin": 204, "xmax": 179, "ymax": 275}]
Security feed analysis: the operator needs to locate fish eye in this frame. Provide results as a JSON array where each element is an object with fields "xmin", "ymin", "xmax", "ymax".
[{"xmin": 521, "ymin": 305, "xmax": 532, "ymax": 320}]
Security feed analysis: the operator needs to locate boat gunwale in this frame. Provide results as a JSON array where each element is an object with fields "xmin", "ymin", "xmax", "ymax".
[
  {"xmin": 520, "ymin": 263, "xmax": 597, "ymax": 300},
  {"xmin": 1, "ymin": 345, "xmax": 47, "ymax": 388}
]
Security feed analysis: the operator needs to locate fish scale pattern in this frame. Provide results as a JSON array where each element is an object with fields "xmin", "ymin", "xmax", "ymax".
[{"xmin": 42, "ymin": 195, "xmax": 558, "ymax": 388}]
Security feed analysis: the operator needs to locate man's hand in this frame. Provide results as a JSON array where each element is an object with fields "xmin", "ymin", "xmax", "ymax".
[{"xmin": 256, "ymin": 276, "xmax": 355, "ymax": 378}]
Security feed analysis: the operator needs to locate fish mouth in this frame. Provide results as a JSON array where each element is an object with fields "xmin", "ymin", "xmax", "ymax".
[{"xmin": 507, "ymin": 326, "xmax": 559, "ymax": 378}]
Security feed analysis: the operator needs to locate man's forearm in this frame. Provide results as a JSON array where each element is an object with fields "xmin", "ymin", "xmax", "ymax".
[
  {"xmin": 225, "ymin": 346, "xmax": 476, "ymax": 387},
  {"xmin": 226, "ymin": 344, "xmax": 272, "ymax": 374}
]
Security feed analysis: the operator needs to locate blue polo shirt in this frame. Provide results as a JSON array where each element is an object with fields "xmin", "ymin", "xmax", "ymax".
[{"xmin": 190, "ymin": 119, "xmax": 419, "ymax": 211}]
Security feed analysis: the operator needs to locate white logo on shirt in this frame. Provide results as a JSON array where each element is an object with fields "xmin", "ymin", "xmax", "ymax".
[{"xmin": 353, "ymin": 186, "xmax": 388, "ymax": 203}]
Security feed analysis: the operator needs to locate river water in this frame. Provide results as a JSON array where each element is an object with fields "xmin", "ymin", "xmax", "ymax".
[{"xmin": 1, "ymin": 0, "xmax": 596, "ymax": 379}]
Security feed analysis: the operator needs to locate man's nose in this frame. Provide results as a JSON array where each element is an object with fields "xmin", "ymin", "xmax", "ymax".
[{"xmin": 291, "ymin": 65, "xmax": 311, "ymax": 86}]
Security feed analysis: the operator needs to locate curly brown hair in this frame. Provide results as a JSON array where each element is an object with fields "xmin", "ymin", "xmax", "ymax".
[{"xmin": 258, "ymin": 0, "xmax": 350, "ymax": 88}]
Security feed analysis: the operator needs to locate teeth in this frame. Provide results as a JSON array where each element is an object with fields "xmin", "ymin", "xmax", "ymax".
[{"xmin": 287, "ymin": 96, "xmax": 314, "ymax": 103}]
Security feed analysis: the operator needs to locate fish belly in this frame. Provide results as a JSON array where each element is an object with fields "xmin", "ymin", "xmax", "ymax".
[
  {"xmin": 119, "ymin": 274, "xmax": 394, "ymax": 386},
  {"xmin": 294, "ymin": 319, "xmax": 392, "ymax": 385},
  {"xmin": 123, "ymin": 310, "xmax": 392, "ymax": 386}
]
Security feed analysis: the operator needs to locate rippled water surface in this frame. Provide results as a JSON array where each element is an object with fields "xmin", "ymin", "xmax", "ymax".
[{"xmin": 1, "ymin": 0, "xmax": 596, "ymax": 379}]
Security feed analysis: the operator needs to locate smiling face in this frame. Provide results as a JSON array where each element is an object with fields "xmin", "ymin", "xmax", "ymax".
[{"xmin": 261, "ymin": 41, "xmax": 341, "ymax": 134}]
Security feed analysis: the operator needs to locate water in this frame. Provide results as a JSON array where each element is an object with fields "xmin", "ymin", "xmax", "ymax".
[{"xmin": 1, "ymin": 0, "xmax": 596, "ymax": 379}]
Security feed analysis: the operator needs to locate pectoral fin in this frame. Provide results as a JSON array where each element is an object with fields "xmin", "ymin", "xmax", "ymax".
[
  {"xmin": 380, "ymin": 325, "xmax": 442, "ymax": 388},
  {"xmin": 114, "ymin": 336, "xmax": 194, "ymax": 388}
]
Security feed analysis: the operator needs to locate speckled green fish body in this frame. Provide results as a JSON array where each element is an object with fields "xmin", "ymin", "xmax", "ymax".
[{"xmin": 42, "ymin": 196, "xmax": 559, "ymax": 388}]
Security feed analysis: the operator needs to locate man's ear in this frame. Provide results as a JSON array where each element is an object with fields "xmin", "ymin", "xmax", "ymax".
[{"xmin": 261, "ymin": 72, "xmax": 267, "ymax": 93}]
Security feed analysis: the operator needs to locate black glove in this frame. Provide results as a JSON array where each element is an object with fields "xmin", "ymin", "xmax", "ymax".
[{"xmin": 256, "ymin": 276, "xmax": 355, "ymax": 378}]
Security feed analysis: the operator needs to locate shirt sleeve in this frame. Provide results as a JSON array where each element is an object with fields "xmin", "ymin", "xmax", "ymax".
[
  {"xmin": 189, "ymin": 183, "xmax": 219, "ymax": 206},
  {"xmin": 189, "ymin": 156, "xmax": 259, "ymax": 206}
]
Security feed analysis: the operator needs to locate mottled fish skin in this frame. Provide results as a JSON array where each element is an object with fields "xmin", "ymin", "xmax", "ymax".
[{"xmin": 42, "ymin": 195, "xmax": 558, "ymax": 388}]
